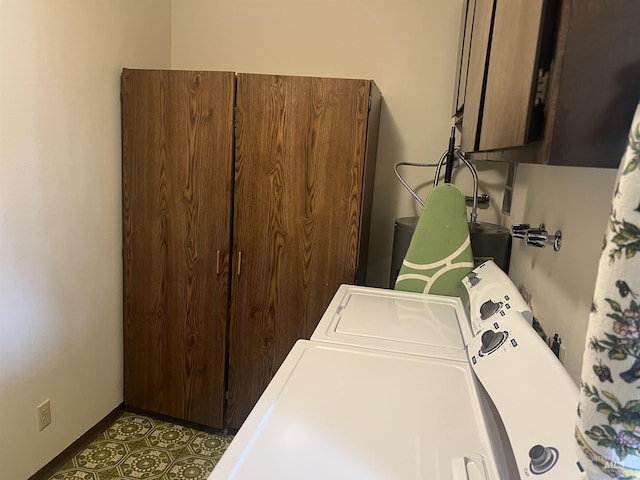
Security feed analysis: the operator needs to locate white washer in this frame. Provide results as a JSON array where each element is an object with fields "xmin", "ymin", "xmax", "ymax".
[
  {"xmin": 310, "ymin": 285, "xmax": 470, "ymax": 360},
  {"xmin": 210, "ymin": 261, "xmax": 586, "ymax": 479}
]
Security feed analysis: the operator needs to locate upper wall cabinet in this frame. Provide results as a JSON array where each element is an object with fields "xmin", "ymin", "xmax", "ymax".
[{"xmin": 455, "ymin": 0, "xmax": 640, "ymax": 168}]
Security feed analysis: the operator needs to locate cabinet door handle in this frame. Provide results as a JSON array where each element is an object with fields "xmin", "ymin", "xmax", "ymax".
[
  {"xmin": 216, "ymin": 250, "xmax": 222, "ymax": 274},
  {"xmin": 237, "ymin": 251, "xmax": 242, "ymax": 276}
]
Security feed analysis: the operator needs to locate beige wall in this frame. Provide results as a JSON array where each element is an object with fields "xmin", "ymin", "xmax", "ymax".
[
  {"xmin": 453, "ymin": 161, "xmax": 618, "ymax": 382},
  {"xmin": 0, "ymin": 1, "xmax": 622, "ymax": 476},
  {"xmin": 498, "ymin": 164, "xmax": 618, "ymax": 382},
  {"xmin": 170, "ymin": 0, "xmax": 466, "ymax": 283},
  {"xmin": 443, "ymin": 159, "xmax": 619, "ymax": 383},
  {"xmin": 0, "ymin": 1, "xmax": 171, "ymax": 478},
  {"xmin": 171, "ymin": 0, "xmax": 621, "ymax": 384}
]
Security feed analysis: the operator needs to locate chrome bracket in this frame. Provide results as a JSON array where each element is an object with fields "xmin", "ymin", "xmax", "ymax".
[{"xmin": 511, "ymin": 223, "xmax": 562, "ymax": 252}]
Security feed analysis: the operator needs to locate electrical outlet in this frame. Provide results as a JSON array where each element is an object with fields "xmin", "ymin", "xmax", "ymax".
[{"xmin": 37, "ymin": 399, "xmax": 51, "ymax": 431}]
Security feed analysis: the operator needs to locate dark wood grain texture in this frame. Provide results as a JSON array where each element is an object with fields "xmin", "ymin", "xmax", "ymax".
[
  {"xmin": 540, "ymin": 0, "xmax": 640, "ymax": 167},
  {"xmin": 461, "ymin": 0, "xmax": 640, "ymax": 167},
  {"xmin": 122, "ymin": 69, "xmax": 234, "ymax": 428},
  {"xmin": 226, "ymin": 74, "xmax": 373, "ymax": 428}
]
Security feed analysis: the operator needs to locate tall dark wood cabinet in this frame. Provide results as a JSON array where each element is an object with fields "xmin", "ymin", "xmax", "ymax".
[{"xmin": 121, "ymin": 69, "xmax": 381, "ymax": 429}]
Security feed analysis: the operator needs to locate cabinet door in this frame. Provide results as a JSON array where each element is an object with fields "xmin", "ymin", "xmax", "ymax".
[
  {"xmin": 460, "ymin": 0, "xmax": 494, "ymax": 152},
  {"xmin": 478, "ymin": 0, "xmax": 556, "ymax": 150},
  {"xmin": 122, "ymin": 69, "xmax": 234, "ymax": 428},
  {"xmin": 227, "ymin": 74, "xmax": 371, "ymax": 428}
]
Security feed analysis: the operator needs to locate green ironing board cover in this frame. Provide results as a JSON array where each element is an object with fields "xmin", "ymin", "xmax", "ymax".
[{"xmin": 394, "ymin": 183, "xmax": 474, "ymax": 296}]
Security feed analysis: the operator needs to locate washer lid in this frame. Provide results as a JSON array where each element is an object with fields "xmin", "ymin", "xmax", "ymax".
[
  {"xmin": 310, "ymin": 285, "xmax": 468, "ymax": 360},
  {"xmin": 211, "ymin": 340, "xmax": 503, "ymax": 480}
]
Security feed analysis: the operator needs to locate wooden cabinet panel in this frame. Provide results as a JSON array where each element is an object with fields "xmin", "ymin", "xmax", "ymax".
[
  {"xmin": 458, "ymin": 0, "xmax": 640, "ymax": 167},
  {"xmin": 122, "ymin": 70, "xmax": 379, "ymax": 430},
  {"xmin": 539, "ymin": 0, "xmax": 640, "ymax": 167},
  {"xmin": 226, "ymin": 74, "xmax": 373, "ymax": 428},
  {"xmin": 122, "ymin": 69, "xmax": 234, "ymax": 428},
  {"xmin": 460, "ymin": 0, "xmax": 493, "ymax": 152},
  {"xmin": 453, "ymin": 0, "xmax": 475, "ymax": 119},
  {"xmin": 479, "ymin": 0, "xmax": 547, "ymax": 150}
]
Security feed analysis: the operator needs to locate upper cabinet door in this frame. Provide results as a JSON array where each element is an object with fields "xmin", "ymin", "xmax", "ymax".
[
  {"xmin": 121, "ymin": 69, "xmax": 235, "ymax": 428},
  {"xmin": 459, "ymin": 0, "xmax": 494, "ymax": 152},
  {"xmin": 227, "ymin": 74, "xmax": 372, "ymax": 428},
  {"xmin": 458, "ymin": 0, "xmax": 640, "ymax": 167},
  {"xmin": 479, "ymin": 0, "xmax": 556, "ymax": 150}
]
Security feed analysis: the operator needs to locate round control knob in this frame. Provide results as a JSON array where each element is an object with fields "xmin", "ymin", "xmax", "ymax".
[
  {"xmin": 466, "ymin": 272, "xmax": 480, "ymax": 286},
  {"xmin": 528, "ymin": 444, "xmax": 558, "ymax": 474},
  {"xmin": 479, "ymin": 299, "xmax": 501, "ymax": 320},
  {"xmin": 480, "ymin": 330, "xmax": 506, "ymax": 354}
]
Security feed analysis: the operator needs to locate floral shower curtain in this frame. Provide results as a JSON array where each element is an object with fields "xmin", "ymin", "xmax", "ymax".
[{"xmin": 576, "ymin": 102, "xmax": 640, "ymax": 479}]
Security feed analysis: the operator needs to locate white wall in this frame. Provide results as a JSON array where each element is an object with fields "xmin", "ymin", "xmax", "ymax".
[
  {"xmin": 171, "ymin": 0, "xmax": 622, "ymax": 385},
  {"xmin": 443, "ymin": 161, "xmax": 618, "ymax": 383},
  {"xmin": 0, "ymin": 1, "xmax": 171, "ymax": 478},
  {"xmin": 497, "ymin": 164, "xmax": 618, "ymax": 382},
  {"xmin": 170, "ymin": 0, "xmax": 467, "ymax": 283}
]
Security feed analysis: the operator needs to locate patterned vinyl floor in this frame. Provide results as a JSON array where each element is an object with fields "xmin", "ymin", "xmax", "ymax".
[{"xmin": 50, "ymin": 412, "xmax": 234, "ymax": 480}]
